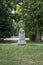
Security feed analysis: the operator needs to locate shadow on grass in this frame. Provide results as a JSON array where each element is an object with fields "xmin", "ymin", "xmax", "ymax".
[
  {"xmin": 26, "ymin": 40, "xmax": 43, "ymax": 44},
  {"xmin": 0, "ymin": 39, "xmax": 18, "ymax": 44},
  {"xmin": 0, "ymin": 39, "xmax": 43, "ymax": 44}
]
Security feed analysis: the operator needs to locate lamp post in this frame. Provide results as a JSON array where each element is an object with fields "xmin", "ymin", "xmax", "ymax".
[
  {"xmin": 12, "ymin": 19, "xmax": 15, "ymax": 37},
  {"xmin": 18, "ymin": 19, "xmax": 26, "ymax": 45},
  {"xmin": 11, "ymin": 8, "xmax": 15, "ymax": 37}
]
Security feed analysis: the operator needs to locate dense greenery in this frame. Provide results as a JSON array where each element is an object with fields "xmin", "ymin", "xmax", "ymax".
[
  {"xmin": 0, "ymin": 0, "xmax": 43, "ymax": 42},
  {"xmin": 22, "ymin": 0, "xmax": 43, "ymax": 42},
  {"xmin": 0, "ymin": 0, "xmax": 12, "ymax": 38},
  {"xmin": 14, "ymin": 0, "xmax": 43, "ymax": 42}
]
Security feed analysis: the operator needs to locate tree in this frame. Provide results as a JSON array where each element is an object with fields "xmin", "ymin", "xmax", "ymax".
[
  {"xmin": 0, "ymin": 0, "xmax": 12, "ymax": 38},
  {"xmin": 11, "ymin": 0, "xmax": 43, "ymax": 42},
  {"xmin": 0, "ymin": 0, "xmax": 43, "ymax": 42},
  {"xmin": 22, "ymin": 0, "xmax": 43, "ymax": 42}
]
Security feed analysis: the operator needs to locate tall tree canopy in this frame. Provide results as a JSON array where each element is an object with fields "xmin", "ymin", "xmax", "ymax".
[
  {"xmin": 22, "ymin": 0, "xmax": 43, "ymax": 42},
  {"xmin": 14, "ymin": 0, "xmax": 43, "ymax": 42},
  {"xmin": 0, "ymin": 0, "xmax": 12, "ymax": 38},
  {"xmin": 0, "ymin": 0, "xmax": 43, "ymax": 42}
]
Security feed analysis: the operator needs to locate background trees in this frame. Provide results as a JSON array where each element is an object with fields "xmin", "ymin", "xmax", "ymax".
[
  {"xmin": 22, "ymin": 0, "xmax": 43, "ymax": 42},
  {"xmin": 0, "ymin": 0, "xmax": 43, "ymax": 42},
  {"xmin": 0, "ymin": 0, "xmax": 12, "ymax": 38},
  {"xmin": 14, "ymin": 0, "xmax": 43, "ymax": 42}
]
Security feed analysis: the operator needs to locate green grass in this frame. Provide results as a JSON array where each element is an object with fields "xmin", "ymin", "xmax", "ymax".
[{"xmin": 0, "ymin": 42, "xmax": 43, "ymax": 65}]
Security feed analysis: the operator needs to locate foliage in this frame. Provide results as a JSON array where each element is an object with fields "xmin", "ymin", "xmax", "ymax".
[
  {"xmin": 22, "ymin": 0, "xmax": 43, "ymax": 41},
  {"xmin": 0, "ymin": 0, "xmax": 12, "ymax": 38},
  {"xmin": 0, "ymin": 0, "xmax": 43, "ymax": 41},
  {"xmin": 10, "ymin": 0, "xmax": 43, "ymax": 41}
]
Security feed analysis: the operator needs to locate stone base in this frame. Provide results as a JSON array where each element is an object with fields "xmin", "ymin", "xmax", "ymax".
[{"xmin": 18, "ymin": 40, "xmax": 26, "ymax": 45}]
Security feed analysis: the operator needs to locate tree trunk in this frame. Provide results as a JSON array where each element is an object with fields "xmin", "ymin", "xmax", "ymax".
[
  {"xmin": 35, "ymin": 21, "xmax": 41, "ymax": 42},
  {"xmin": 35, "ymin": 30, "xmax": 41, "ymax": 42}
]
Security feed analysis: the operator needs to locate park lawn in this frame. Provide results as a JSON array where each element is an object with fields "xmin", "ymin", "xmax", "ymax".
[{"xmin": 0, "ymin": 42, "xmax": 43, "ymax": 65}]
